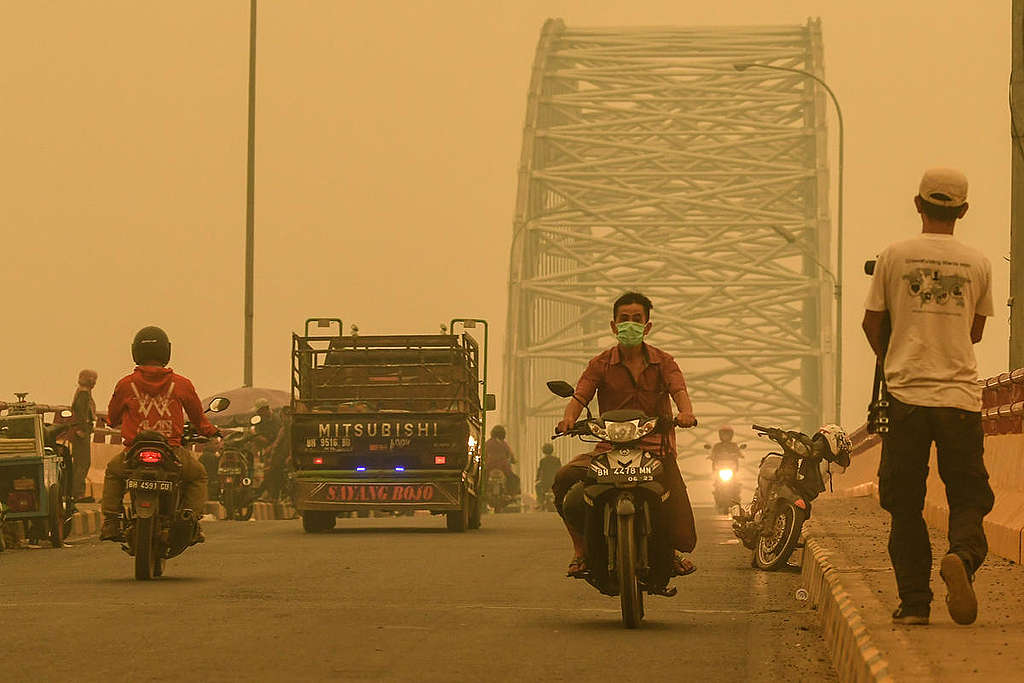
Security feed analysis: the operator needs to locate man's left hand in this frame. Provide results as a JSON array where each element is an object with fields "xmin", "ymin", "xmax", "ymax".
[{"xmin": 674, "ymin": 413, "xmax": 697, "ymax": 428}]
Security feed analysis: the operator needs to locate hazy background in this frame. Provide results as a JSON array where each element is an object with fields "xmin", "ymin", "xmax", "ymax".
[{"xmin": 0, "ymin": 1, "xmax": 1010, "ymax": 430}]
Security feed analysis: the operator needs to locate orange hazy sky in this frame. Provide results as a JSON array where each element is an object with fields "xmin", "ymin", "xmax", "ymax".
[{"xmin": 0, "ymin": 1, "xmax": 1011, "ymax": 428}]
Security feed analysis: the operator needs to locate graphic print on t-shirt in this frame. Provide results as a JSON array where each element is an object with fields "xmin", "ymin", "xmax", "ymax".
[{"xmin": 901, "ymin": 259, "xmax": 970, "ymax": 309}]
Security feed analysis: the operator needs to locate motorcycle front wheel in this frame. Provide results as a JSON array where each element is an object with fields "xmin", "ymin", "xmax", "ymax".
[
  {"xmin": 754, "ymin": 502, "xmax": 806, "ymax": 571},
  {"xmin": 616, "ymin": 513, "xmax": 644, "ymax": 628}
]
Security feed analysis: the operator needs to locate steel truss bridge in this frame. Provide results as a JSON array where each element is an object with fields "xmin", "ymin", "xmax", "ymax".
[{"xmin": 503, "ymin": 19, "xmax": 835, "ymax": 494}]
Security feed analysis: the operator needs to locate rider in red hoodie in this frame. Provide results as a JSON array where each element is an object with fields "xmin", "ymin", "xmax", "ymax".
[{"xmin": 100, "ymin": 326, "xmax": 221, "ymax": 541}]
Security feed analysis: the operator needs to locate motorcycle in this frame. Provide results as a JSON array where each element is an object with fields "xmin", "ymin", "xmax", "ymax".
[
  {"xmin": 121, "ymin": 397, "xmax": 229, "ymax": 579},
  {"xmin": 548, "ymin": 380, "xmax": 689, "ymax": 629},
  {"xmin": 704, "ymin": 443, "xmax": 746, "ymax": 515},
  {"xmin": 487, "ymin": 469, "xmax": 511, "ymax": 513},
  {"xmin": 731, "ymin": 424, "xmax": 828, "ymax": 570},
  {"xmin": 216, "ymin": 414, "xmax": 263, "ymax": 521}
]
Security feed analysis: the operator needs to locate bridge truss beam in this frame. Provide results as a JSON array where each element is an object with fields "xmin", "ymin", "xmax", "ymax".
[{"xmin": 504, "ymin": 19, "xmax": 834, "ymax": 495}]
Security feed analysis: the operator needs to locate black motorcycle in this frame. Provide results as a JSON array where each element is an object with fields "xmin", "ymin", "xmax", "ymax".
[
  {"xmin": 731, "ymin": 424, "xmax": 829, "ymax": 570},
  {"xmin": 121, "ymin": 397, "xmax": 229, "ymax": 579},
  {"xmin": 217, "ymin": 415, "xmax": 263, "ymax": 521},
  {"xmin": 548, "ymin": 380, "xmax": 686, "ymax": 629}
]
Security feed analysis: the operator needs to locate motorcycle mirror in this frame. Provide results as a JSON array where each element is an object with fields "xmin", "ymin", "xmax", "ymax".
[
  {"xmin": 250, "ymin": 415, "xmax": 262, "ymax": 426},
  {"xmin": 208, "ymin": 397, "xmax": 231, "ymax": 413},
  {"xmin": 546, "ymin": 381, "xmax": 575, "ymax": 398}
]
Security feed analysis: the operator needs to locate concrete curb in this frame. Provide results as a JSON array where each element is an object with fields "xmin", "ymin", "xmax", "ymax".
[
  {"xmin": 70, "ymin": 508, "xmax": 102, "ymax": 537},
  {"xmin": 801, "ymin": 538, "xmax": 893, "ymax": 683}
]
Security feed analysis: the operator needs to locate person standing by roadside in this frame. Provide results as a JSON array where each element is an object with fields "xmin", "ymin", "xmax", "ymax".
[
  {"xmin": 70, "ymin": 369, "xmax": 98, "ymax": 503},
  {"xmin": 862, "ymin": 168, "xmax": 995, "ymax": 626},
  {"xmin": 252, "ymin": 399, "xmax": 287, "ymax": 501}
]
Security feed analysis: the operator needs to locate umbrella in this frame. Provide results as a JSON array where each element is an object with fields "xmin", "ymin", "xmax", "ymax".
[{"xmin": 202, "ymin": 386, "xmax": 290, "ymax": 426}]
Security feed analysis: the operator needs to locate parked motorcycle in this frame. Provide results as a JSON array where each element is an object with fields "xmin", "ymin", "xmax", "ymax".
[
  {"xmin": 548, "ymin": 380, "xmax": 690, "ymax": 629},
  {"xmin": 121, "ymin": 397, "xmax": 229, "ymax": 579},
  {"xmin": 216, "ymin": 414, "xmax": 263, "ymax": 521},
  {"xmin": 731, "ymin": 424, "xmax": 830, "ymax": 570}
]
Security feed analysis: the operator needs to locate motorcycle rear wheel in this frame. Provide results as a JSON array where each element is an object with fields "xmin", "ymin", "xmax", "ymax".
[
  {"xmin": 223, "ymin": 486, "xmax": 236, "ymax": 521},
  {"xmin": 134, "ymin": 516, "xmax": 157, "ymax": 580},
  {"xmin": 754, "ymin": 502, "xmax": 806, "ymax": 571},
  {"xmin": 616, "ymin": 514, "xmax": 644, "ymax": 628}
]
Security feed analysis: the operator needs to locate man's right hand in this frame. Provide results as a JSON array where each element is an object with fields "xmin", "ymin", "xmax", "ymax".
[{"xmin": 555, "ymin": 419, "xmax": 573, "ymax": 435}]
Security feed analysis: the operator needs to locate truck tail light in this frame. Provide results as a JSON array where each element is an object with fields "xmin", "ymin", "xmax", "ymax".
[
  {"xmin": 434, "ymin": 456, "xmax": 447, "ymax": 465},
  {"xmin": 138, "ymin": 450, "xmax": 163, "ymax": 464},
  {"xmin": 7, "ymin": 491, "xmax": 36, "ymax": 512}
]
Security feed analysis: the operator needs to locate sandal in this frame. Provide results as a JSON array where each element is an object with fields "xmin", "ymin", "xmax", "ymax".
[
  {"xmin": 567, "ymin": 556, "xmax": 587, "ymax": 577},
  {"xmin": 673, "ymin": 553, "xmax": 697, "ymax": 576}
]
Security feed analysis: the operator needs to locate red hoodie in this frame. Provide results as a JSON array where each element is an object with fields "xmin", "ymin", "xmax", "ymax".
[{"xmin": 107, "ymin": 366, "xmax": 218, "ymax": 446}]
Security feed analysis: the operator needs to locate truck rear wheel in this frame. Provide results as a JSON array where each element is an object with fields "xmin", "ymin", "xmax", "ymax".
[
  {"xmin": 467, "ymin": 494, "xmax": 481, "ymax": 530},
  {"xmin": 446, "ymin": 503, "xmax": 469, "ymax": 532},
  {"xmin": 301, "ymin": 511, "xmax": 336, "ymax": 533}
]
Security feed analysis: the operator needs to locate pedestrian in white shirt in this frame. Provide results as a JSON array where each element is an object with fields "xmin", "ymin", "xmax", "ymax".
[{"xmin": 862, "ymin": 168, "xmax": 995, "ymax": 627}]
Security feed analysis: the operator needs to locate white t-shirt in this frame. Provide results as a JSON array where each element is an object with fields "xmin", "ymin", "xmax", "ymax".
[{"xmin": 864, "ymin": 233, "xmax": 994, "ymax": 411}]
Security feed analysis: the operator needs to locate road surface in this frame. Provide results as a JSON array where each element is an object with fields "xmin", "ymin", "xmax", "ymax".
[{"xmin": 3, "ymin": 505, "xmax": 835, "ymax": 681}]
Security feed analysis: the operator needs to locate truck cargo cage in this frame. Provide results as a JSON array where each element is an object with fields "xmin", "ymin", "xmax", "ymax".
[{"xmin": 292, "ymin": 328, "xmax": 482, "ymax": 415}]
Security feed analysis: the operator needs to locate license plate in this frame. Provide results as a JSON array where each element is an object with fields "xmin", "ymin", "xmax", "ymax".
[
  {"xmin": 612, "ymin": 466, "xmax": 653, "ymax": 476},
  {"xmin": 127, "ymin": 479, "xmax": 172, "ymax": 492},
  {"xmin": 596, "ymin": 468, "xmax": 655, "ymax": 483},
  {"xmin": 318, "ymin": 483, "xmax": 437, "ymax": 503}
]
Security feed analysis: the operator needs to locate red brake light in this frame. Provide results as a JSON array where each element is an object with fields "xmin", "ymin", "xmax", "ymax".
[
  {"xmin": 138, "ymin": 450, "xmax": 163, "ymax": 464},
  {"xmin": 434, "ymin": 455, "xmax": 446, "ymax": 465},
  {"xmin": 313, "ymin": 457, "xmax": 324, "ymax": 465}
]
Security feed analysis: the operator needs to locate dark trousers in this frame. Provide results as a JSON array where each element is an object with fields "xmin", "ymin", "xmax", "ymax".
[
  {"xmin": 70, "ymin": 436, "xmax": 91, "ymax": 499},
  {"xmin": 878, "ymin": 399, "xmax": 995, "ymax": 607},
  {"xmin": 553, "ymin": 450, "xmax": 697, "ymax": 553}
]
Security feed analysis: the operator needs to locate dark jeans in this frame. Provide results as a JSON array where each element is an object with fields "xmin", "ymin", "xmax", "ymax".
[
  {"xmin": 70, "ymin": 436, "xmax": 91, "ymax": 499},
  {"xmin": 878, "ymin": 399, "xmax": 995, "ymax": 607}
]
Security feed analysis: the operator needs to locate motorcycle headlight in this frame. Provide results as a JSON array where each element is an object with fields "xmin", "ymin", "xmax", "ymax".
[
  {"xmin": 604, "ymin": 420, "xmax": 638, "ymax": 443},
  {"xmin": 718, "ymin": 468, "xmax": 734, "ymax": 482}
]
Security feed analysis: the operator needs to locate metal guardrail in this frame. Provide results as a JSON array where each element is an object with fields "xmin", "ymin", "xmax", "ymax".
[
  {"xmin": 981, "ymin": 368, "xmax": 1024, "ymax": 435},
  {"xmin": 846, "ymin": 368, "xmax": 1024, "ymax": 454}
]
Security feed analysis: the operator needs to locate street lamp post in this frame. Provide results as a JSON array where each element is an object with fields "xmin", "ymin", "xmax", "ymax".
[
  {"xmin": 243, "ymin": 0, "xmax": 257, "ymax": 387},
  {"xmin": 735, "ymin": 62, "xmax": 844, "ymax": 425}
]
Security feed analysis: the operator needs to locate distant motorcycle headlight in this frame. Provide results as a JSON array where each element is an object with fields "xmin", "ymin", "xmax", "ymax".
[{"xmin": 718, "ymin": 468, "xmax": 734, "ymax": 482}]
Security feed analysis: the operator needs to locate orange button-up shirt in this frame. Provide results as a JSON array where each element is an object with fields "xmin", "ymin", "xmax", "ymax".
[{"xmin": 572, "ymin": 343, "xmax": 689, "ymax": 453}]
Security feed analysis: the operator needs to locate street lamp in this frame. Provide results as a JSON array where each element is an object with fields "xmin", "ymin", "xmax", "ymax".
[
  {"xmin": 735, "ymin": 62, "xmax": 844, "ymax": 425},
  {"xmin": 243, "ymin": 0, "xmax": 257, "ymax": 387}
]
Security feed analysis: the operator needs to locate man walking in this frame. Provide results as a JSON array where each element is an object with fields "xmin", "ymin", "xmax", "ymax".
[
  {"xmin": 862, "ymin": 168, "xmax": 995, "ymax": 626},
  {"xmin": 70, "ymin": 369, "xmax": 98, "ymax": 502}
]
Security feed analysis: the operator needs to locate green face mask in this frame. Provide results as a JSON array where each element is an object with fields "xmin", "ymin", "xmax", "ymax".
[{"xmin": 616, "ymin": 321, "xmax": 646, "ymax": 347}]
